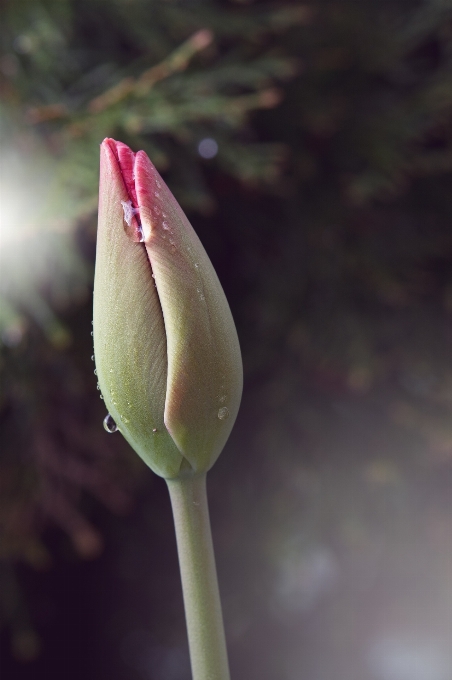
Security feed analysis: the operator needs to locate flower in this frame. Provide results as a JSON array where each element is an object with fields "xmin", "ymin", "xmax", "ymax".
[{"xmin": 93, "ymin": 139, "xmax": 243, "ymax": 479}]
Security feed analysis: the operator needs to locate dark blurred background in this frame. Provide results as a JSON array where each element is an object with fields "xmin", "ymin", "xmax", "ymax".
[{"xmin": 2, "ymin": 1, "xmax": 452, "ymax": 679}]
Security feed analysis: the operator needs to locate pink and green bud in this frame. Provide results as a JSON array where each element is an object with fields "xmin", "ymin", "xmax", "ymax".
[{"xmin": 93, "ymin": 139, "xmax": 243, "ymax": 479}]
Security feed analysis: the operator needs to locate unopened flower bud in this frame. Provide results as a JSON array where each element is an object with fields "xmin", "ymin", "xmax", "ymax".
[{"xmin": 93, "ymin": 139, "xmax": 242, "ymax": 479}]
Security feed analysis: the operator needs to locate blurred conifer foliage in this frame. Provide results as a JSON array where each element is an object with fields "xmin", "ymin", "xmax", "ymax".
[{"xmin": 2, "ymin": 0, "xmax": 452, "ymax": 668}]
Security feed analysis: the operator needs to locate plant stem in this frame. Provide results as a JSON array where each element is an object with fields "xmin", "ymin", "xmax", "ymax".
[{"xmin": 166, "ymin": 473, "xmax": 231, "ymax": 680}]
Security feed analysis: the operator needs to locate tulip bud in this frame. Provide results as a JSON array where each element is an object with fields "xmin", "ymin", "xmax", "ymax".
[{"xmin": 93, "ymin": 139, "xmax": 242, "ymax": 479}]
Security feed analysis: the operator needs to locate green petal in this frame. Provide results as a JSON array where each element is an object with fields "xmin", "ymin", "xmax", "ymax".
[
  {"xmin": 93, "ymin": 142, "xmax": 183, "ymax": 478},
  {"xmin": 136, "ymin": 153, "xmax": 243, "ymax": 473}
]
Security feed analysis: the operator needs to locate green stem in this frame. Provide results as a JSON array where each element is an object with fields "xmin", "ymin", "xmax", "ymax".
[{"xmin": 166, "ymin": 473, "xmax": 231, "ymax": 680}]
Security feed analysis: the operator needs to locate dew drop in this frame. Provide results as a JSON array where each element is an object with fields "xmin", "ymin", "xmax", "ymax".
[
  {"xmin": 109, "ymin": 368, "xmax": 113, "ymax": 373},
  {"xmin": 162, "ymin": 221, "xmax": 169, "ymax": 230},
  {"xmin": 154, "ymin": 191, "xmax": 160, "ymax": 198},
  {"xmin": 194, "ymin": 263, "xmax": 199, "ymax": 269},
  {"xmin": 218, "ymin": 407, "xmax": 230, "ymax": 420},
  {"xmin": 121, "ymin": 199, "xmax": 143, "ymax": 242},
  {"xmin": 156, "ymin": 180, "xmax": 162, "ymax": 189},
  {"xmin": 91, "ymin": 355, "xmax": 95, "ymax": 361},
  {"xmin": 91, "ymin": 331, "xmax": 93, "ymax": 336},
  {"xmin": 219, "ymin": 395, "xmax": 226, "ymax": 403},
  {"xmin": 96, "ymin": 383, "xmax": 100, "ymax": 390},
  {"xmin": 122, "ymin": 200, "xmax": 134, "ymax": 226},
  {"xmin": 103, "ymin": 414, "xmax": 118, "ymax": 433},
  {"xmin": 153, "ymin": 205, "xmax": 161, "ymax": 215},
  {"xmin": 94, "ymin": 369, "xmax": 97, "ymax": 375},
  {"xmin": 153, "ymin": 428, "xmax": 158, "ymax": 433}
]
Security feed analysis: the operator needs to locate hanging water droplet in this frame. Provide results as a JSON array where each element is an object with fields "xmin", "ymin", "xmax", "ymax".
[
  {"xmin": 121, "ymin": 200, "xmax": 143, "ymax": 242},
  {"xmin": 94, "ymin": 369, "xmax": 97, "ymax": 375},
  {"xmin": 91, "ymin": 331, "xmax": 93, "ymax": 336},
  {"xmin": 91, "ymin": 355, "xmax": 95, "ymax": 361},
  {"xmin": 103, "ymin": 414, "xmax": 118, "ymax": 433},
  {"xmin": 218, "ymin": 407, "xmax": 229, "ymax": 420},
  {"xmin": 96, "ymin": 383, "xmax": 100, "ymax": 390},
  {"xmin": 91, "ymin": 321, "xmax": 94, "ymax": 325}
]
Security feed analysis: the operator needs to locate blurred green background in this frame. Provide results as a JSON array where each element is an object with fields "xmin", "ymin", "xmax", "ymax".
[{"xmin": 2, "ymin": 1, "xmax": 452, "ymax": 678}]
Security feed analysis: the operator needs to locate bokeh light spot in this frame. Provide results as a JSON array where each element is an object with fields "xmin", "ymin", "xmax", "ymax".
[{"xmin": 197, "ymin": 138, "xmax": 218, "ymax": 159}]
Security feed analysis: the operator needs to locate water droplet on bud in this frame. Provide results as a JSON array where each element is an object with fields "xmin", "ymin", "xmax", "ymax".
[
  {"xmin": 103, "ymin": 414, "xmax": 118, "ymax": 433},
  {"xmin": 218, "ymin": 407, "xmax": 229, "ymax": 420},
  {"xmin": 122, "ymin": 200, "xmax": 143, "ymax": 242}
]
